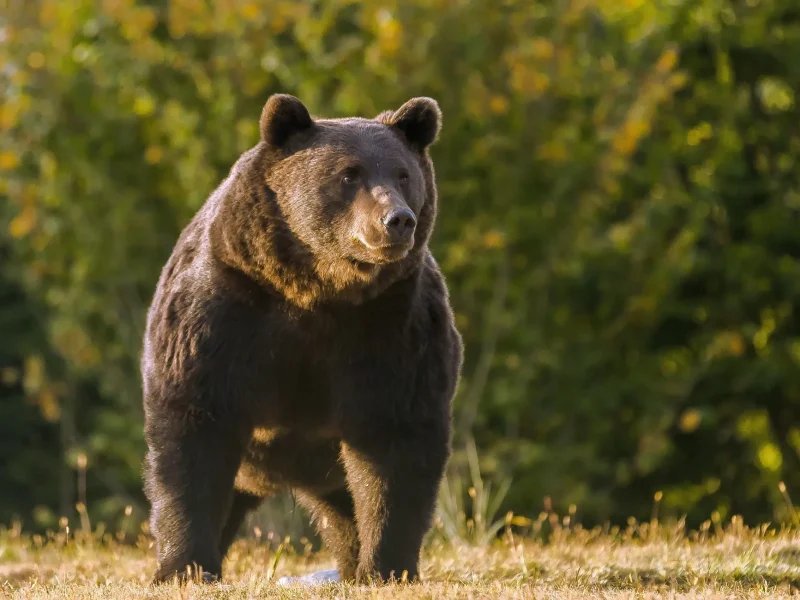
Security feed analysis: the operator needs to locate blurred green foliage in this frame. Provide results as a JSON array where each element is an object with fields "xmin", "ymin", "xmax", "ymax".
[{"xmin": 3, "ymin": 0, "xmax": 800, "ymax": 532}]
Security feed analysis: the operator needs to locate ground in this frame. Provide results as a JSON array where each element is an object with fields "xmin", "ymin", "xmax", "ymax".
[{"xmin": 2, "ymin": 519, "xmax": 800, "ymax": 599}]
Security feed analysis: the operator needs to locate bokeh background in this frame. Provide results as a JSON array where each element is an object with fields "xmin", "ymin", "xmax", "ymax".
[{"xmin": 3, "ymin": 0, "xmax": 800, "ymax": 541}]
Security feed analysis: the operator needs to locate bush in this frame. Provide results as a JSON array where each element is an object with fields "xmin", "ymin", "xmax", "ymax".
[{"xmin": 2, "ymin": 0, "xmax": 800, "ymax": 529}]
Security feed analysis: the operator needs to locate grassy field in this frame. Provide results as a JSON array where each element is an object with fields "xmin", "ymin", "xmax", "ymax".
[{"xmin": 2, "ymin": 518, "xmax": 800, "ymax": 599}]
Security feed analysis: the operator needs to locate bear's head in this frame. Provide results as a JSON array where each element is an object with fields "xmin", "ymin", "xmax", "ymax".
[{"xmin": 214, "ymin": 94, "xmax": 442, "ymax": 308}]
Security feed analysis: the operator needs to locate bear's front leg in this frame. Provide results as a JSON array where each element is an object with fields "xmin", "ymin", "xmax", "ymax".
[
  {"xmin": 340, "ymin": 422, "xmax": 449, "ymax": 583},
  {"xmin": 145, "ymin": 414, "xmax": 247, "ymax": 583}
]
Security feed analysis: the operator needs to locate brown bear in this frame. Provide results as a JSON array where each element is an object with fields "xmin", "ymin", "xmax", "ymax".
[{"xmin": 141, "ymin": 94, "xmax": 463, "ymax": 584}]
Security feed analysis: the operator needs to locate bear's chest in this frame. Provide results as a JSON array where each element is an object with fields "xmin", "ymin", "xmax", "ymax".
[
  {"xmin": 253, "ymin": 325, "xmax": 335, "ymax": 430},
  {"xmin": 249, "ymin": 301, "xmax": 414, "ymax": 430}
]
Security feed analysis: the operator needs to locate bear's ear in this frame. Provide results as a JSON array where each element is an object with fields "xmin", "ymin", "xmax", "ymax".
[
  {"xmin": 381, "ymin": 97, "xmax": 442, "ymax": 151},
  {"xmin": 260, "ymin": 94, "xmax": 314, "ymax": 149}
]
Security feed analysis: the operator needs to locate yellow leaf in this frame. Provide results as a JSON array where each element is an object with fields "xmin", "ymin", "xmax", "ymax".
[
  {"xmin": 270, "ymin": 15, "xmax": 288, "ymax": 34},
  {"xmin": 37, "ymin": 389, "xmax": 61, "ymax": 423},
  {"xmin": 510, "ymin": 64, "xmax": 550, "ymax": 98},
  {"xmin": 145, "ymin": 145, "xmax": 163, "ymax": 164},
  {"xmin": 27, "ymin": 52, "xmax": 46, "ymax": 69},
  {"xmin": 757, "ymin": 443, "xmax": 782, "ymax": 472},
  {"xmin": 133, "ymin": 94, "xmax": 156, "ymax": 116},
  {"xmin": 9, "ymin": 206, "xmax": 36, "ymax": 238},
  {"xmin": 241, "ymin": 2, "xmax": 260, "ymax": 20},
  {"xmin": 0, "ymin": 104, "xmax": 17, "ymax": 130},
  {"xmin": 483, "ymin": 230, "xmax": 505, "ymax": 249},
  {"xmin": 613, "ymin": 119, "xmax": 650, "ymax": 155},
  {"xmin": 102, "ymin": 0, "xmax": 135, "ymax": 18},
  {"xmin": 137, "ymin": 8, "xmax": 157, "ymax": 33},
  {"xmin": 488, "ymin": 95, "xmax": 509, "ymax": 115},
  {"xmin": 655, "ymin": 47, "xmax": 678, "ymax": 74},
  {"xmin": 759, "ymin": 77, "xmax": 795, "ymax": 112},
  {"xmin": 728, "ymin": 333, "xmax": 745, "ymax": 356},
  {"xmin": 40, "ymin": 0, "xmax": 57, "ymax": 24},
  {"xmin": 0, "ymin": 150, "xmax": 20, "ymax": 170},
  {"xmin": 679, "ymin": 409, "xmax": 702, "ymax": 433},
  {"xmin": 40, "ymin": 153, "xmax": 58, "ymax": 179},
  {"xmin": 23, "ymin": 355, "xmax": 45, "ymax": 393},
  {"xmin": 11, "ymin": 69, "xmax": 30, "ymax": 87},
  {"xmin": 609, "ymin": 223, "xmax": 632, "ymax": 250},
  {"xmin": 532, "ymin": 38, "xmax": 554, "ymax": 60},
  {"xmin": 687, "ymin": 122, "xmax": 713, "ymax": 147},
  {"xmin": 378, "ymin": 17, "xmax": 401, "ymax": 56},
  {"xmin": 537, "ymin": 140, "xmax": 567, "ymax": 162}
]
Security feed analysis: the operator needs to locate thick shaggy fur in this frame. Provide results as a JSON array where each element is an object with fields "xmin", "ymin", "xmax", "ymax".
[{"xmin": 141, "ymin": 95, "xmax": 463, "ymax": 584}]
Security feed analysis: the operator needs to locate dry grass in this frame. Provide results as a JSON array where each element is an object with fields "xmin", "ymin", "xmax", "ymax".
[{"xmin": 2, "ymin": 518, "xmax": 800, "ymax": 599}]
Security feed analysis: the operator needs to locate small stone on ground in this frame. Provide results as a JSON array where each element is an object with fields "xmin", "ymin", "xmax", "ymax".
[{"xmin": 276, "ymin": 568, "xmax": 341, "ymax": 586}]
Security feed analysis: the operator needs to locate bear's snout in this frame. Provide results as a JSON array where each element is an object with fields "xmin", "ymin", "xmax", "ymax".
[
  {"xmin": 381, "ymin": 207, "xmax": 416, "ymax": 243},
  {"xmin": 352, "ymin": 187, "xmax": 417, "ymax": 264},
  {"xmin": 356, "ymin": 206, "xmax": 416, "ymax": 262}
]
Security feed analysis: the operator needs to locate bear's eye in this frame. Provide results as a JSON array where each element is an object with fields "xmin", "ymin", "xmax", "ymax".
[
  {"xmin": 341, "ymin": 172, "xmax": 359, "ymax": 186},
  {"xmin": 398, "ymin": 171, "xmax": 410, "ymax": 185}
]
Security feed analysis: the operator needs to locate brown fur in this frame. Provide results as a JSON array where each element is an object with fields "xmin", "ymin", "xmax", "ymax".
[{"xmin": 141, "ymin": 95, "xmax": 462, "ymax": 584}]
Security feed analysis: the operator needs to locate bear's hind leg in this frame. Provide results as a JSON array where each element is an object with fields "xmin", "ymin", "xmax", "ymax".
[
  {"xmin": 296, "ymin": 488, "xmax": 359, "ymax": 581},
  {"xmin": 244, "ymin": 433, "xmax": 359, "ymax": 581},
  {"xmin": 219, "ymin": 491, "xmax": 263, "ymax": 557}
]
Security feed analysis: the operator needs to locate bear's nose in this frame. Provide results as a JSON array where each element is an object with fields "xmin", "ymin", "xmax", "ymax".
[{"xmin": 382, "ymin": 208, "xmax": 416, "ymax": 241}]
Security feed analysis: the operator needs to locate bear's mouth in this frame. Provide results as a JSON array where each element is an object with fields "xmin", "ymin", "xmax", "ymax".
[
  {"xmin": 347, "ymin": 247, "xmax": 409, "ymax": 273},
  {"xmin": 353, "ymin": 236, "xmax": 413, "ymax": 266}
]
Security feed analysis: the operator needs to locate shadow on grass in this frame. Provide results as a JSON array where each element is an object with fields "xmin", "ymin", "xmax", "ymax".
[{"xmin": 593, "ymin": 565, "xmax": 800, "ymax": 592}]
